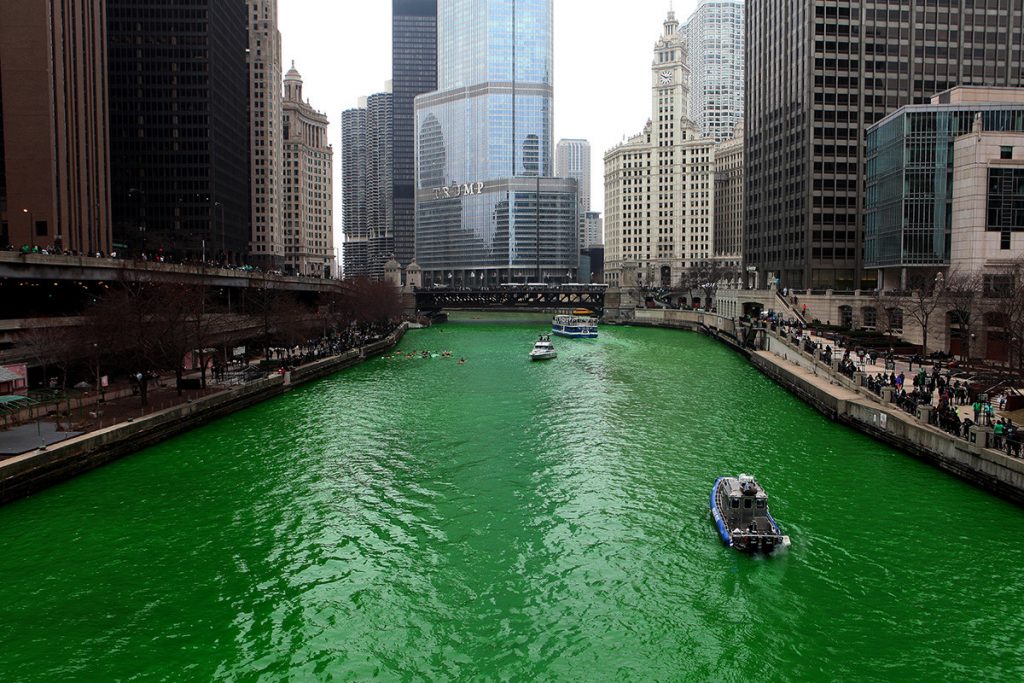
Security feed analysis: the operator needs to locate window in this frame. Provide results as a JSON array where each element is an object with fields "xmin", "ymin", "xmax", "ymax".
[
  {"xmin": 34, "ymin": 221, "xmax": 47, "ymax": 237},
  {"xmin": 1001, "ymin": 146, "xmax": 1013, "ymax": 160}
]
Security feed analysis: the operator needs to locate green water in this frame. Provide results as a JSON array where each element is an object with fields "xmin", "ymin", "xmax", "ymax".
[{"xmin": 2, "ymin": 317, "xmax": 1023, "ymax": 681}]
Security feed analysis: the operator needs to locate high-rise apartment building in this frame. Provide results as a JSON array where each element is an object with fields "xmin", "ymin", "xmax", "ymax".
[
  {"xmin": 604, "ymin": 11, "xmax": 716, "ymax": 288},
  {"xmin": 583, "ymin": 211, "xmax": 603, "ymax": 249},
  {"xmin": 366, "ymin": 91, "xmax": 395, "ymax": 277},
  {"xmin": 683, "ymin": 0, "xmax": 744, "ymax": 143},
  {"xmin": 247, "ymin": 0, "xmax": 284, "ymax": 269},
  {"xmin": 414, "ymin": 0, "xmax": 578, "ymax": 286},
  {"xmin": 0, "ymin": 0, "xmax": 111, "ymax": 254},
  {"xmin": 342, "ymin": 89, "xmax": 394, "ymax": 280},
  {"xmin": 107, "ymin": 0, "xmax": 250, "ymax": 261},
  {"xmin": 282, "ymin": 64, "xmax": 333, "ymax": 277},
  {"xmin": 556, "ymin": 139, "xmax": 592, "ymax": 214},
  {"xmin": 392, "ymin": 0, "xmax": 438, "ymax": 269},
  {"xmin": 714, "ymin": 121, "xmax": 743, "ymax": 268},
  {"xmin": 341, "ymin": 107, "xmax": 368, "ymax": 278},
  {"xmin": 745, "ymin": 1, "xmax": 1024, "ymax": 290}
]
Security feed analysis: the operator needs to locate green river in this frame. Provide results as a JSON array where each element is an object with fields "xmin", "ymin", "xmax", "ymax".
[{"xmin": 2, "ymin": 315, "xmax": 1023, "ymax": 681}]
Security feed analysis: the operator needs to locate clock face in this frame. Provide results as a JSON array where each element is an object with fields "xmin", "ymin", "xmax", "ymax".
[{"xmin": 659, "ymin": 71, "xmax": 673, "ymax": 85}]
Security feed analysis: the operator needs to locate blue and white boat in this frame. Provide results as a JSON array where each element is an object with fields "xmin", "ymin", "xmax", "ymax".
[
  {"xmin": 551, "ymin": 314, "xmax": 598, "ymax": 339},
  {"xmin": 711, "ymin": 475, "xmax": 790, "ymax": 554}
]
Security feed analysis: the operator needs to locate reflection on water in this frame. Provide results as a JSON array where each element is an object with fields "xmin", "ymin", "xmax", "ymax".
[{"xmin": 0, "ymin": 320, "xmax": 1023, "ymax": 681}]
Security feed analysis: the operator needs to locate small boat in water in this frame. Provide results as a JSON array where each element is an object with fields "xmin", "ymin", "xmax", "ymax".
[
  {"xmin": 711, "ymin": 474, "xmax": 790, "ymax": 554},
  {"xmin": 529, "ymin": 335, "xmax": 557, "ymax": 361},
  {"xmin": 552, "ymin": 314, "xmax": 598, "ymax": 339}
]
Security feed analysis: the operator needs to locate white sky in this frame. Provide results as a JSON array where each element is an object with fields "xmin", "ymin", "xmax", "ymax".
[{"xmin": 277, "ymin": 0, "xmax": 701, "ymax": 248}]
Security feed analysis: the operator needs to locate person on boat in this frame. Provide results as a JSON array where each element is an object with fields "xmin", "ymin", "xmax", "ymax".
[{"xmin": 457, "ymin": 357, "xmax": 466, "ymax": 365}]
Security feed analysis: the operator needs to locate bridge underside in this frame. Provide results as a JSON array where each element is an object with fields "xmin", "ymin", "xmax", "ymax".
[{"xmin": 415, "ymin": 290, "xmax": 605, "ymax": 315}]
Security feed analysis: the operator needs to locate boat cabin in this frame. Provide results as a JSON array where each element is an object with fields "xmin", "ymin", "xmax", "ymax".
[{"xmin": 722, "ymin": 475, "xmax": 769, "ymax": 530}]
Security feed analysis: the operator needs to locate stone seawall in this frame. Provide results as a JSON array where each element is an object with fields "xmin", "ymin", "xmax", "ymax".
[
  {"xmin": 0, "ymin": 324, "xmax": 408, "ymax": 506},
  {"xmin": 613, "ymin": 309, "xmax": 1024, "ymax": 506}
]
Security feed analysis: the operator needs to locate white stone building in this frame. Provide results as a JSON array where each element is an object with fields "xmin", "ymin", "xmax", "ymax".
[
  {"xmin": 714, "ymin": 121, "xmax": 743, "ymax": 269},
  {"xmin": 604, "ymin": 11, "xmax": 716, "ymax": 288},
  {"xmin": 247, "ymin": 0, "xmax": 285, "ymax": 268},
  {"xmin": 282, "ymin": 64, "xmax": 334, "ymax": 277},
  {"xmin": 583, "ymin": 211, "xmax": 603, "ymax": 249},
  {"xmin": 951, "ymin": 128, "xmax": 1024, "ymax": 273}
]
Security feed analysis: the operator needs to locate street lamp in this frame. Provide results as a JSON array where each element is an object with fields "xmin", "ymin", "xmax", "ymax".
[
  {"xmin": 22, "ymin": 209, "xmax": 34, "ymax": 249},
  {"xmin": 214, "ymin": 201, "xmax": 225, "ymax": 258}
]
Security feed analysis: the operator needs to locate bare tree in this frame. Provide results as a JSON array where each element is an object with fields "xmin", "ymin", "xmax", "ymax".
[
  {"xmin": 85, "ymin": 272, "xmax": 164, "ymax": 407},
  {"xmin": 21, "ymin": 323, "xmax": 78, "ymax": 390},
  {"xmin": 679, "ymin": 260, "xmax": 737, "ymax": 310},
  {"xmin": 896, "ymin": 268, "xmax": 947, "ymax": 357},
  {"xmin": 943, "ymin": 269, "xmax": 983, "ymax": 361}
]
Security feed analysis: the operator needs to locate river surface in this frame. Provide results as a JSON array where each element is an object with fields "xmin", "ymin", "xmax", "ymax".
[{"xmin": 2, "ymin": 315, "xmax": 1023, "ymax": 681}]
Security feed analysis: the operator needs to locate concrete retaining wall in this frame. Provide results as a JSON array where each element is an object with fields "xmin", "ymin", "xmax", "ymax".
[
  {"xmin": 616, "ymin": 308, "xmax": 1024, "ymax": 506},
  {"xmin": 0, "ymin": 324, "xmax": 409, "ymax": 506}
]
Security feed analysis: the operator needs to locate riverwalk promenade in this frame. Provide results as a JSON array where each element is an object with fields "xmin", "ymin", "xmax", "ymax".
[
  {"xmin": 622, "ymin": 308, "xmax": 1024, "ymax": 505},
  {"xmin": 0, "ymin": 324, "xmax": 409, "ymax": 505}
]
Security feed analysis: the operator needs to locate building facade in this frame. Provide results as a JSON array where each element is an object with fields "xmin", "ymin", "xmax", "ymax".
[
  {"xmin": 392, "ymin": 0, "xmax": 438, "ymax": 269},
  {"xmin": 342, "ymin": 89, "xmax": 394, "ymax": 280},
  {"xmin": 745, "ymin": 0, "xmax": 1024, "ymax": 291},
  {"xmin": 950, "ymin": 127, "xmax": 1024, "ymax": 276},
  {"xmin": 414, "ymin": 0, "xmax": 578, "ymax": 285},
  {"xmin": 583, "ymin": 211, "xmax": 603, "ymax": 249},
  {"xmin": 866, "ymin": 87, "xmax": 1024, "ymax": 288},
  {"xmin": 0, "ymin": 0, "xmax": 111, "ymax": 254},
  {"xmin": 366, "ymin": 91, "xmax": 395, "ymax": 278},
  {"xmin": 604, "ymin": 11, "xmax": 716, "ymax": 288},
  {"xmin": 714, "ymin": 121, "xmax": 743, "ymax": 269},
  {"xmin": 282, "ymin": 64, "xmax": 333, "ymax": 277},
  {"xmin": 107, "ymin": 0, "xmax": 250, "ymax": 262},
  {"xmin": 683, "ymin": 0, "xmax": 744, "ymax": 143},
  {"xmin": 247, "ymin": 0, "xmax": 284, "ymax": 269},
  {"xmin": 556, "ymin": 139, "xmax": 592, "ymax": 214},
  {"xmin": 341, "ymin": 107, "xmax": 368, "ymax": 278}
]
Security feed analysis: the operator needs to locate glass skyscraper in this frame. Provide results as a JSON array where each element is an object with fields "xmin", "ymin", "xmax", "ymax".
[{"xmin": 414, "ymin": 0, "xmax": 577, "ymax": 286}]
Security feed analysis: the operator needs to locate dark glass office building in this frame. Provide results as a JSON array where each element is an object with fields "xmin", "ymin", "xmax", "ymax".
[
  {"xmin": 392, "ymin": 0, "xmax": 438, "ymax": 269},
  {"xmin": 745, "ymin": 0, "xmax": 1024, "ymax": 290},
  {"xmin": 107, "ymin": 0, "xmax": 251, "ymax": 262}
]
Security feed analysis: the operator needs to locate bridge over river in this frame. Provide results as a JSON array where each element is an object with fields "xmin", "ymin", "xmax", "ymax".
[{"xmin": 412, "ymin": 285, "xmax": 608, "ymax": 315}]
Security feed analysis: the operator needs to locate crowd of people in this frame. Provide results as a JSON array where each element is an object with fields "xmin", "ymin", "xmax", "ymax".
[
  {"xmin": 761, "ymin": 310, "xmax": 1024, "ymax": 454},
  {"xmin": 4, "ymin": 243, "xmax": 336, "ymax": 280}
]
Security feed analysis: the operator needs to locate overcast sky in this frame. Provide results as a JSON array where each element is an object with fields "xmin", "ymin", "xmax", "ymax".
[{"xmin": 277, "ymin": 0, "xmax": 702, "ymax": 247}]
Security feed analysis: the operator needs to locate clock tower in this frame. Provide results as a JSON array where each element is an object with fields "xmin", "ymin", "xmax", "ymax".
[{"xmin": 651, "ymin": 9, "xmax": 689, "ymax": 144}]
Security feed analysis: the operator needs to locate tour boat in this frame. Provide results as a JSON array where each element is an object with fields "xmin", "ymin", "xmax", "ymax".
[
  {"xmin": 711, "ymin": 474, "xmax": 790, "ymax": 554},
  {"xmin": 529, "ymin": 335, "xmax": 557, "ymax": 361},
  {"xmin": 551, "ymin": 314, "xmax": 598, "ymax": 339}
]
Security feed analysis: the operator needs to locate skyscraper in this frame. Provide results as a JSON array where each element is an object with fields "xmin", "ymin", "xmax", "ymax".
[
  {"xmin": 341, "ymin": 107, "xmax": 368, "ymax": 278},
  {"xmin": 683, "ymin": 0, "xmax": 744, "ymax": 143},
  {"xmin": 342, "ymin": 88, "xmax": 394, "ymax": 280},
  {"xmin": 392, "ymin": 0, "xmax": 438, "ymax": 269},
  {"xmin": 556, "ymin": 139, "xmax": 592, "ymax": 214},
  {"xmin": 247, "ymin": 0, "xmax": 284, "ymax": 268},
  {"xmin": 414, "ymin": 0, "xmax": 578, "ymax": 286},
  {"xmin": 603, "ymin": 11, "xmax": 716, "ymax": 288},
  {"xmin": 0, "ymin": 0, "xmax": 111, "ymax": 254},
  {"xmin": 282, "ymin": 63, "xmax": 334, "ymax": 277},
  {"xmin": 745, "ymin": 1, "xmax": 1024, "ymax": 290},
  {"xmin": 107, "ymin": 0, "xmax": 250, "ymax": 262}
]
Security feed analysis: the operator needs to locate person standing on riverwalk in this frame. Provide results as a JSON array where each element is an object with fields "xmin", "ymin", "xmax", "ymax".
[
  {"xmin": 994, "ymin": 420, "xmax": 1005, "ymax": 449},
  {"xmin": 984, "ymin": 402, "xmax": 995, "ymax": 427},
  {"xmin": 973, "ymin": 400, "xmax": 982, "ymax": 423}
]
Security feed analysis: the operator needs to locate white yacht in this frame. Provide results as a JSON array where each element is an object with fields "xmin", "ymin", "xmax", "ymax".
[{"xmin": 529, "ymin": 335, "xmax": 557, "ymax": 361}]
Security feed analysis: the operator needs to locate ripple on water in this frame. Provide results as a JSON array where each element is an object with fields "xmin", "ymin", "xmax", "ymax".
[{"xmin": 0, "ymin": 321, "xmax": 1024, "ymax": 681}]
